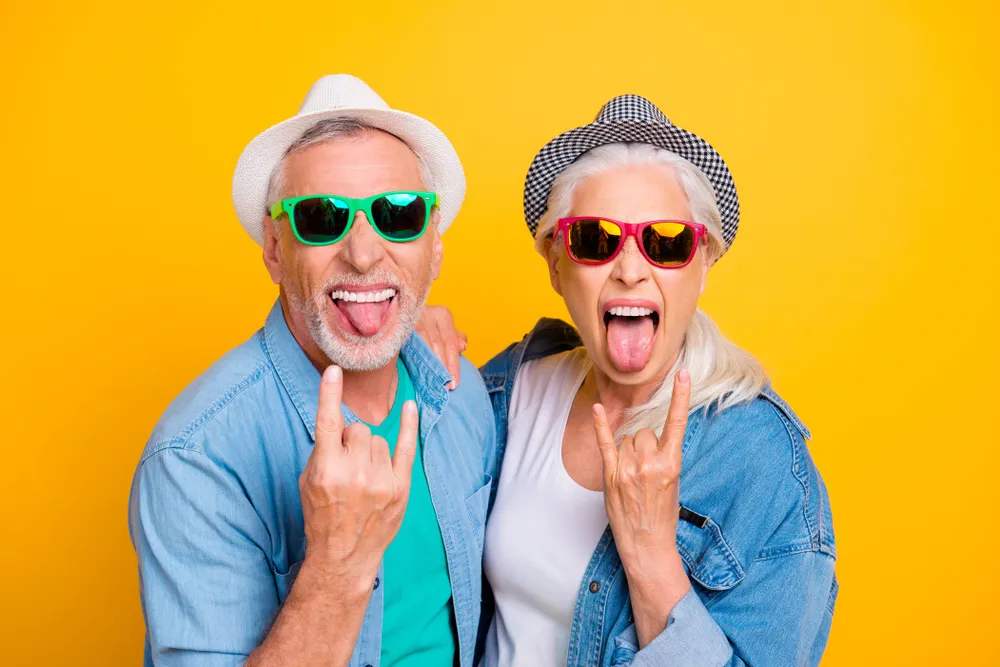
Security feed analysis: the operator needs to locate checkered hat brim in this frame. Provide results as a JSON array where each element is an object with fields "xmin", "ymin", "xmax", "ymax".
[{"xmin": 524, "ymin": 94, "xmax": 740, "ymax": 253}]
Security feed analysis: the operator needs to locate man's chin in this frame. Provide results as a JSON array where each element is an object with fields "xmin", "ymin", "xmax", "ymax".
[{"xmin": 317, "ymin": 321, "xmax": 407, "ymax": 372}]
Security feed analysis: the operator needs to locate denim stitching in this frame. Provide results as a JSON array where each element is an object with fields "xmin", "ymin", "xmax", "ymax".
[
  {"xmin": 139, "ymin": 360, "xmax": 272, "ymax": 465},
  {"xmin": 766, "ymin": 401, "xmax": 819, "ymax": 547}
]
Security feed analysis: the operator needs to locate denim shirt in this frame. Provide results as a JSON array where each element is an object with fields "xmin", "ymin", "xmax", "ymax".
[
  {"xmin": 129, "ymin": 301, "xmax": 496, "ymax": 667},
  {"xmin": 478, "ymin": 319, "xmax": 837, "ymax": 667}
]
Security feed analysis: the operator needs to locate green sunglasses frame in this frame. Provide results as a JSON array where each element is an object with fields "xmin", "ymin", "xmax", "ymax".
[{"xmin": 269, "ymin": 191, "xmax": 439, "ymax": 246}]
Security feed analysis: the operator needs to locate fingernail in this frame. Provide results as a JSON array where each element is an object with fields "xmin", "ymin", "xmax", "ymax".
[
  {"xmin": 678, "ymin": 369, "xmax": 690, "ymax": 383},
  {"xmin": 460, "ymin": 341, "xmax": 468, "ymax": 351},
  {"xmin": 404, "ymin": 400, "xmax": 417, "ymax": 416},
  {"xmin": 324, "ymin": 365, "xmax": 342, "ymax": 383}
]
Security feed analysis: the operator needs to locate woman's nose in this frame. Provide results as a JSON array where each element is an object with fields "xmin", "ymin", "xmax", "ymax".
[{"xmin": 610, "ymin": 237, "xmax": 650, "ymax": 286}]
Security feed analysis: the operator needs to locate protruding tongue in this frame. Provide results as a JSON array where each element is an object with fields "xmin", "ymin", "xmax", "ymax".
[
  {"xmin": 606, "ymin": 316, "xmax": 655, "ymax": 372},
  {"xmin": 338, "ymin": 301, "xmax": 392, "ymax": 336}
]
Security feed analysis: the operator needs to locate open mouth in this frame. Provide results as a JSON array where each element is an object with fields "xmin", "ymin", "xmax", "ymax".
[
  {"xmin": 329, "ymin": 286, "xmax": 398, "ymax": 337},
  {"xmin": 602, "ymin": 302, "xmax": 661, "ymax": 373}
]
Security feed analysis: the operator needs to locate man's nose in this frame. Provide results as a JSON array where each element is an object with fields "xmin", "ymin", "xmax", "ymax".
[
  {"xmin": 610, "ymin": 237, "xmax": 651, "ymax": 286},
  {"xmin": 339, "ymin": 212, "xmax": 386, "ymax": 273}
]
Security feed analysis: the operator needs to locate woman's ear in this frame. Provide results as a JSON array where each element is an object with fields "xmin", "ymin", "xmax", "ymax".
[
  {"xmin": 262, "ymin": 215, "xmax": 284, "ymax": 285},
  {"xmin": 542, "ymin": 235, "xmax": 563, "ymax": 296},
  {"xmin": 698, "ymin": 243, "xmax": 711, "ymax": 295}
]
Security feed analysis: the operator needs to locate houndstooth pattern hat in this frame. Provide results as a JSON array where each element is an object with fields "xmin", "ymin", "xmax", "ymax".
[{"xmin": 524, "ymin": 94, "xmax": 740, "ymax": 253}]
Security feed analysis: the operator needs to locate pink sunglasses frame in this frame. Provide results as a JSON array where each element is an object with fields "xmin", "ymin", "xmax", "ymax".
[{"xmin": 556, "ymin": 217, "xmax": 708, "ymax": 269}]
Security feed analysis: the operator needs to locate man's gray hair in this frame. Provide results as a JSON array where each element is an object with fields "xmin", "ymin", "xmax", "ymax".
[{"xmin": 265, "ymin": 117, "xmax": 435, "ymax": 211}]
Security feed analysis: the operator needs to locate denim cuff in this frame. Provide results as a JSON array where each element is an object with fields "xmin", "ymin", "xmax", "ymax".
[{"xmin": 631, "ymin": 589, "xmax": 733, "ymax": 667}]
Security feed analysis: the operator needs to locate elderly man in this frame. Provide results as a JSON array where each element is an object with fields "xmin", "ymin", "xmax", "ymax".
[{"xmin": 129, "ymin": 75, "xmax": 495, "ymax": 667}]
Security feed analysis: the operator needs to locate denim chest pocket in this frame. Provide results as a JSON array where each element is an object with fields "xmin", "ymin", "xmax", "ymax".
[
  {"xmin": 675, "ymin": 514, "xmax": 745, "ymax": 592},
  {"xmin": 273, "ymin": 560, "xmax": 303, "ymax": 602},
  {"xmin": 465, "ymin": 475, "xmax": 493, "ymax": 549}
]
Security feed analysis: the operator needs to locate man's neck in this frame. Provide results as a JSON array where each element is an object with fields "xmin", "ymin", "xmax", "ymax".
[
  {"xmin": 279, "ymin": 293, "xmax": 400, "ymax": 426},
  {"xmin": 342, "ymin": 362, "xmax": 399, "ymax": 426}
]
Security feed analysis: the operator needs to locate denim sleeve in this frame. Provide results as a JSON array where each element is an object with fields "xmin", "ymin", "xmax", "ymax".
[
  {"xmin": 129, "ymin": 446, "xmax": 279, "ymax": 666},
  {"xmin": 630, "ymin": 551, "xmax": 837, "ymax": 667}
]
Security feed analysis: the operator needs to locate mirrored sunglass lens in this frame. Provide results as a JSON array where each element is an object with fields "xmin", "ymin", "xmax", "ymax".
[
  {"xmin": 568, "ymin": 219, "xmax": 622, "ymax": 262},
  {"xmin": 642, "ymin": 222, "xmax": 696, "ymax": 266},
  {"xmin": 370, "ymin": 193, "xmax": 427, "ymax": 240},
  {"xmin": 293, "ymin": 197, "xmax": 350, "ymax": 244}
]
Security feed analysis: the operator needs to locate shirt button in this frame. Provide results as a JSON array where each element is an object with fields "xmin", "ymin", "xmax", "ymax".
[
  {"xmin": 589, "ymin": 581, "xmax": 600, "ymax": 593},
  {"xmin": 373, "ymin": 577, "xmax": 380, "ymax": 590}
]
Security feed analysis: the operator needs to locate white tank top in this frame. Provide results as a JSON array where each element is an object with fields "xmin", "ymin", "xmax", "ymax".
[{"xmin": 483, "ymin": 348, "xmax": 609, "ymax": 667}]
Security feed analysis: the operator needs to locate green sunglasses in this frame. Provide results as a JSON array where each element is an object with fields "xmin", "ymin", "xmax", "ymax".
[{"xmin": 269, "ymin": 191, "xmax": 438, "ymax": 246}]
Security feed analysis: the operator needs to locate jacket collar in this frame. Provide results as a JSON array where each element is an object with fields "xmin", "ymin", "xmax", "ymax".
[{"xmin": 481, "ymin": 316, "xmax": 810, "ymax": 439}]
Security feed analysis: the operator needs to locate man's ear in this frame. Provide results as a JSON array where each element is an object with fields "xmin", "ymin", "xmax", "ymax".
[
  {"xmin": 262, "ymin": 215, "xmax": 284, "ymax": 285},
  {"xmin": 542, "ymin": 235, "xmax": 563, "ymax": 296},
  {"xmin": 430, "ymin": 223, "xmax": 444, "ymax": 282}
]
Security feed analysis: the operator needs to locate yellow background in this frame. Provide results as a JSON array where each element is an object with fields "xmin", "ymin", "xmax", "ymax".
[{"xmin": 1, "ymin": 0, "xmax": 997, "ymax": 664}]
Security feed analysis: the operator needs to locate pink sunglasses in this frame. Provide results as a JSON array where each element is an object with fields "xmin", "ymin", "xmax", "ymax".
[{"xmin": 556, "ymin": 217, "xmax": 708, "ymax": 268}]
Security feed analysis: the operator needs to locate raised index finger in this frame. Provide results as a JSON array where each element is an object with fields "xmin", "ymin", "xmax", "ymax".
[
  {"xmin": 659, "ymin": 369, "xmax": 691, "ymax": 459},
  {"xmin": 314, "ymin": 365, "xmax": 345, "ymax": 451},
  {"xmin": 592, "ymin": 404, "xmax": 619, "ymax": 480}
]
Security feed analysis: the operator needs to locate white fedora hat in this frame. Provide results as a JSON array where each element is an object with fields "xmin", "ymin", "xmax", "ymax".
[{"xmin": 232, "ymin": 74, "xmax": 466, "ymax": 246}]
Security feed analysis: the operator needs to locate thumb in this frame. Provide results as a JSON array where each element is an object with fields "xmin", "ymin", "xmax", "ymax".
[
  {"xmin": 392, "ymin": 400, "xmax": 419, "ymax": 488},
  {"xmin": 592, "ymin": 404, "xmax": 618, "ymax": 480}
]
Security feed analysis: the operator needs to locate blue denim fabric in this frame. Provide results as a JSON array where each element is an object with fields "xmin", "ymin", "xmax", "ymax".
[
  {"xmin": 478, "ymin": 318, "xmax": 837, "ymax": 666},
  {"xmin": 129, "ymin": 301, "xmax": 496, "ymax": 667}
]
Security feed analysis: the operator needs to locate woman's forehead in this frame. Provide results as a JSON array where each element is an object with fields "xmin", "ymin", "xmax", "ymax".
[{"xmin": 570, "ymin": 165, "xmax": 691, "ymax": 221}]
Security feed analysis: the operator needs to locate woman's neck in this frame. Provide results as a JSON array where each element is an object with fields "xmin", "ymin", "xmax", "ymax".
[{"xmin": 582, "ymin": 356, "xmax": 677, "ymax": 432}]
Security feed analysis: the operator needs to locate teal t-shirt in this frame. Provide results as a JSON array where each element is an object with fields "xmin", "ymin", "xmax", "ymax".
[{"xmin": 364, "ymin": 359, "xmax": 457, "ymax": 667}]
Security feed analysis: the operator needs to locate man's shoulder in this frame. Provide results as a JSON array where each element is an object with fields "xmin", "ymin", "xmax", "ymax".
[
  {"xmin": 141, "ymin": 330, "xmax": 278, "ymax": 464},
  {"xmin": 440, "ymin": 356, "xmax": 492, "ymax": 425}
]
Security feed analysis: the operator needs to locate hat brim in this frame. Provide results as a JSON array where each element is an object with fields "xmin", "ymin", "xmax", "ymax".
[
  {"xmin": 523, "ymin": 119, "xmax": 739, "ymax": 249},
  {"xmin": 233, "ymin": 107, "xmax": 466, "ymax": 246}
]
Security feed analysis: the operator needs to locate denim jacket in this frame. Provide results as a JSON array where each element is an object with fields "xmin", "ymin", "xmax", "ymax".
[
  {"xmin": 129, "ymin": 301, "xmax": 496, "ymax": 667},
  {"xmin": 477, "ymin": 319, "xmax": 837, "ymax": 666}
]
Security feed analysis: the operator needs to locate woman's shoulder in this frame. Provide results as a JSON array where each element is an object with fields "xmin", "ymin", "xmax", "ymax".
[
  {"xmin": 683, "ymin": 387, "xmax": 836, "ymax": 564},
  {"xmin": 697, "ymin": 386, "xmax": 811, "ymax": 455},
  {"xmin": 480, "ymin": 318, "xmax": 582, "ymax": 388},
  {"xmin": 508, "ymin": 348, "xmax": 588, "ymax": 418}
]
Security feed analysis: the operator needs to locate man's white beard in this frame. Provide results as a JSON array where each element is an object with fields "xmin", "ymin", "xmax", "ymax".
[{"xmin": 288, "ymin": 267, "xmax": 429, "ymax": 371}]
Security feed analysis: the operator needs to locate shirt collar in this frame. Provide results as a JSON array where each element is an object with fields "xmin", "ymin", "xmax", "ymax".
[{"xmin": 262, "ymin": 299, "xmax": 452, "ymax": 441}]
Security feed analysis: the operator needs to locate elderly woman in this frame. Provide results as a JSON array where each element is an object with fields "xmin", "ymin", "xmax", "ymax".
[{"xmin": 422, "ymin": 95, "xmax": 837, "ymax": 666}]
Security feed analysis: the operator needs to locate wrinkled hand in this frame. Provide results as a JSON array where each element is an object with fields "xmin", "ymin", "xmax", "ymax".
[
  {"xmin": 299, "ymin": 365, "xmax": 418, "ymax": 579},
  {"xmin": 414, "ymin": 305, "xmax": 467, "ymax": 390},
  {"xmin": 592, "ymin": 370, "xmax": 690, "ymax": 565}
]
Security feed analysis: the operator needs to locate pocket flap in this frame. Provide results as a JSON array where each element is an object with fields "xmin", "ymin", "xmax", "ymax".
[
  {"xmin": 676, "ymin": 514, "xmax": 745, "ymax": 590},
  {"xmin": 273, "ymin": 560, "xmax": 303, "ymax": 601},
  {"xmin": 465, "ymin": 475, "xmax": 493, "ymax": 536}
]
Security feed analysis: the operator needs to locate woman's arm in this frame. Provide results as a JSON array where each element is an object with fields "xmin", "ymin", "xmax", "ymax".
[{"xmin": 592, "ymin": 371, "xmax": 694, "ymax": 647}]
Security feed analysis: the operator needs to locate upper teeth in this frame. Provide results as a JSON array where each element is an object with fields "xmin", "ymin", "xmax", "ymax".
[
  {"xmin": 331, "ymin": 288, "xmax": 397, "ymax": 303},
  {"xmin": 608, "ymin": 306, "xmax": 654, "ymax": 317}
]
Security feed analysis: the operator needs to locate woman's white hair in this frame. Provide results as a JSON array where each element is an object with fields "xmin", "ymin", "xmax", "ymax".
[{"xmin": 536, "ymin": 143, "xmax": 767, "ymax": 439}]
